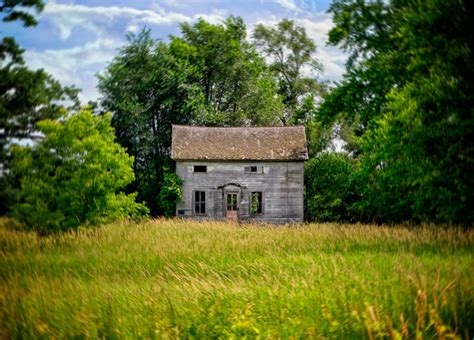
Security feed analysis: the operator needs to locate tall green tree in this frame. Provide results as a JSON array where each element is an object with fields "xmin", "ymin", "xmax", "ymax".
[
  {"xmin": 324, "ymin": 0, "xmax": 474, "ymax": 224},
  {"xmin": 0, "ymin": 0, "xmax": 79, "ymax": 214},
  {"xmin": 318, "ymin": 0, "xmax": 406, "ymax": 146},
  {"xmin": 99, "ymin": 18, "xmax": 285, "ymax": 215},
  {"xmin": 0, "ymin": 0, "xmax": 78, "ymax": 157},
  {"xmin": 10, "ymin": 109, "xmax": 148, "ymax": 234},
  {"xmin": 253, "ymin": 19, "xmax": 324, "ymax": 124},
  {"xmin": 98, "ymin": 29, "xmax": 203, "ymax": 216},
  {"xmin": 174, "ymin": 16, "xmax": 284, "ymax": 126}
]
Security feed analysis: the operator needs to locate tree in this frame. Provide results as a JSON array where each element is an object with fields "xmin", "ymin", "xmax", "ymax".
[
  {"xmin": 10, "ymin": 109, "xmax": 148, "ymax": 233},
  {"xmin": 0, "ymin": 0, "xmax": 79, "ymax": 158},
  {"xmin": 318, "ymin": 0, "xmax": 406, "ymax": 145},
  {"xmin": 0, "ymin": 0, "xmax": 44, "ymax": 65},
  {"xmin": 305, "ymin": 153, "xmax": 353, "ymax": 222},
  {"xmin": 98, "ymin": 29, "xmax": 204, "ymax": 216},
  {"xmin": 253, "ymin": 19, "xmax": 324, "ymax": 124},
  {"xmin": 0, "ymin": 0, "xmax": 79, "ymax": 214},
  {"xmin": 174, "ymin": 16, "xmax": 284, "ymax": 126},
  {"xmin": 159, "ymin": 169, "xmax": 183, "ymax": 217},
  {"xmin": 99, "ymin": 19, "xmax": 285, "ymax": 216},
  {"xmin": 0, "ymin": 66, "xmax": 79, "ymax": 157},
  {"xmin": 325, "ymin": 0, "xmax": 474, "ymax": 224},
  {"xmin": 0, "ymin": 1, "xmax": 44, "ymax": 27}
]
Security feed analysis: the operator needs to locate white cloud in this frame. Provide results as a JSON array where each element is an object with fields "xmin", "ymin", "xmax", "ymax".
[
  {"xmin": 25, "ymin": 39, "xmax": 122, "ymax": 102},
  {"xmin": 42, "ymin": 1, "xmax": 228, "ymax": 41},
  {"xmin": 294, "ymin": 17, "xmax": 333, "ymax": 48},
  {"xmin": 294, "ymin": 17, "xmax": 346, "ymax": 82},
  {"xmin": 273, "ymin": 0, "xmax": 301, "ymax": 12},
  {"xmin": 317, "ymin": 47, "xmax": 346, "ymax": 82},
  {"xmin": 43, "ymin": 1, "xmax": 192, "ymax": 40},
  {"xmin": 127, "ymin": 23, "xmax": 141, "ymax": 34},
  {"xmin": 27, "ymin": 1, "xmax": 229, "ymax": 102},
  {"xmin": 25, "ymin": 1, "xmax": 346, "ymax": 103},
  {"xmin": 193, "ymin": 9, "xmax": 229, "ymax": 25}
]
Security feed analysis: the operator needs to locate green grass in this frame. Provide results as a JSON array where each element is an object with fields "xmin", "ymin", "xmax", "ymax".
[{"xmin": 1, "ymin": 218, "xmax": 473, "ymax": 338}]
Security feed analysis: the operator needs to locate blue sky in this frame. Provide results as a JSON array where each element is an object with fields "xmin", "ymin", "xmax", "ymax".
[{"xmin": 3, "ymin": 0, "xmax": 346, "ymax": 102}]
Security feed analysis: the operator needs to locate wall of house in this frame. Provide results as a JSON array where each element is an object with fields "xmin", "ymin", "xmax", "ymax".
[{"xmin": 175, "ymin": 161, "xmax": 304, "ymax": 223}]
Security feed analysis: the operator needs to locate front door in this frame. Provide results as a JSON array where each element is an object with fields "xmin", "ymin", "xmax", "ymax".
[{"xmin": 226, "ymin": 192, "xmax": 239, "ymax": 222}]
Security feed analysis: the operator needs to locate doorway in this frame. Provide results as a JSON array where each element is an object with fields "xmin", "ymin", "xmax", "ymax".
[{"xmin": 226, "ymin": 192, "xmax": 239, "ymax": 222}]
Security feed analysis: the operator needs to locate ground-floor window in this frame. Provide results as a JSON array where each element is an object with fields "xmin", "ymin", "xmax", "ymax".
[
  {"xmin": 251, "ymin": 192, "xmax": 263, "ymax": 215},
  {"xmin": 194, "ymin": 191, "xmax": 206, "ymax": 215}
]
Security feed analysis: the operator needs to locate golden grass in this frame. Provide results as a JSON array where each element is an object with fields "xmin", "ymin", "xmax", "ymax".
[{"xmin": 1, "ymin": 218, "xmax": 473, "ymax": 338}]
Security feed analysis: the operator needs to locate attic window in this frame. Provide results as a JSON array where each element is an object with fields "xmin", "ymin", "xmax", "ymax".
[
  {"xmin": 194, "ymin": 165, "xmax": 207, "ymax": 173},
  {"xmin": 244, "ymin": 166, "xmax": 259, "ymax": 173}
]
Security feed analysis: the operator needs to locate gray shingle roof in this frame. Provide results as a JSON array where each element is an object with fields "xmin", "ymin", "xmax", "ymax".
[{"xmin": 172, "ymin": 125, "xmax": 308, "ymax": 161}]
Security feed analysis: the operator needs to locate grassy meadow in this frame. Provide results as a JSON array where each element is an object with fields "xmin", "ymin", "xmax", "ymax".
[{"xmin": 0, "ymin": 218, "xmax": 473, "ymax": 338}]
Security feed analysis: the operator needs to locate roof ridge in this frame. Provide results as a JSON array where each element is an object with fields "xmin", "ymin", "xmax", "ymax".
[{"xmin": 172, "ymin": 124, "xmax": 305, "ymax": 129}]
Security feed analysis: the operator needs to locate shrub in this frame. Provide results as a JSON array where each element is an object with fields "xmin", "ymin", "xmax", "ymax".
[
  {"xmin": 159, "ymin": 169, "xmax": 183, "ymax": 217},
  {"xmin": 305, "ymin": 152, "xmax": 353, "ymax": 222},
  {"xmin": 9, "ymin": 109, "xmax": 148, "ymax": 233}
]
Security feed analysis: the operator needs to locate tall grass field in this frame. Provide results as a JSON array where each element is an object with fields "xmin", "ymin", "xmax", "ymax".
[{"xmin": 1, "ymin": 218, "xmax": 473, "ymax": 338}]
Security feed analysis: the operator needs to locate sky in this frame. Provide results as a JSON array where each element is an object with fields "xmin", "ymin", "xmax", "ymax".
[{"xmin": 3, "ymin": 0, "xmax": 347, "ymax": 103}]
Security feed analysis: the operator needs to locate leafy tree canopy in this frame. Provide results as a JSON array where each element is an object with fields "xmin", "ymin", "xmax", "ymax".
[
  {"xmin": 10, "ymin": 109, "xmax": 148, "ymax": 233},
  {"xmin": 99, "ymin": 18, "xmax": 286, "ymax": 215},
  {"xmin": 0, "ymin": 0, "xmax": 79, "ymax": 160},
  {"xmin": 0, "ymin": 0, "xmax": 44, "ymax": 27},
  {"xmin": 305, "ymin": 153, "xmax": 353, "ymax": 222},
  {"xmin": 173, "ymin": 16, "xmax": 284, "ymax": 126},
  {"xmin": 254, "ymin": 19, "xmax": 325, "ymax": 124},
  {"xmin": 323, "ymin": 0, "xmax": 473, "ymax": 224},
  {"xmin": 98, "ymin": 29, "xmax": 204, "ymax": 215},
  {"xmin": 159, "ymin": 169, "xmax": 183, "ymax": 218},
  {"xmin": 0, "ymin": 0, "xmax": 79, "ymax": 214}
]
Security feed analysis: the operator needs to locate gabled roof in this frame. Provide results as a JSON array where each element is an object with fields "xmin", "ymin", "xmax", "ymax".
[{"xmin": 172, "ymin": 125, "xmax": 308, "ymax": 161}]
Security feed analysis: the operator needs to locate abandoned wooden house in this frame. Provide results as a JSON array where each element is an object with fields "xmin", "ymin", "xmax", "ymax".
[{"xmin": 171, "ymin": 125, "xmax": 308, "ymax": 223}]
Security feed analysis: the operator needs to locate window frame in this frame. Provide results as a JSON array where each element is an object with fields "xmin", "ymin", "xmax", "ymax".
[
  {"xmin": 250, "ymin": 191, "xmax": 263, "ymax": 215},
  {"xmin": 193, "ymin": 190, "xmax": 206, "ymax": 215},
  {"xmin": 244, "ymin": 165, "xmax": 261, "ymax": 174},
  {"xmin": 193, "ymin": 165, "xmax": 207, "ymax": 173}
]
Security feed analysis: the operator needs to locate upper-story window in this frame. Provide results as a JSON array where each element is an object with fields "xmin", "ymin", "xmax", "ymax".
[
  {"xmin": 244, "ymin": 166, "xmax": 260, "ymax": 173},
  {"xmin": 194, "ymin": 165, "xmax": 207, "ymax": 173}
]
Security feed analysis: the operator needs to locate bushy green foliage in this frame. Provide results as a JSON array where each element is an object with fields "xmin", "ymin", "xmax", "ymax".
[
  {"xmin": 159, "ymin": 170, "xmax": 183, "ymax": 217},
  {"xmin": 176, "ymin": 16, "xmax": 284, "ymax": 126},
  {"xmin": 99, "ymin": 20, "xmax": 285, "ymax": 216},
  {"xmin": 9, "ymin": 109, "xmax": 148, "ymax": 233},
  {"xmin": 0, "ymin": 0, "xmax": 79, "ymax": 214},
  {"xmin": 305, "ymin": 153, "xmax": 353, "ymax": 222},
  {"xmin": 322, "ymin": 0, "xmax": 473, "ymax": 224},
  {"xmin": 98, "ymin": 29, "xmax": 201, "ymax": 216},
  {"xmin": 1, "ymin": 219, "xmax": 472, "ymax": 338}
]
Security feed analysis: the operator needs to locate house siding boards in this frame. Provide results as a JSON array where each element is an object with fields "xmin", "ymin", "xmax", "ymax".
[
  {"xmin": 175, "ymin": 161, "xmax": 304, "ymax": 223},
  {"xmin": 172, "ymin": 125, "xmax": 307, "ymax": 223}
]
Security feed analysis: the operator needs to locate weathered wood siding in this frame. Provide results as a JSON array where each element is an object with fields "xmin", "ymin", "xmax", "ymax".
[{"xmin": 175, "ymin": 161, "xmax": 304, "ymax": 223}]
